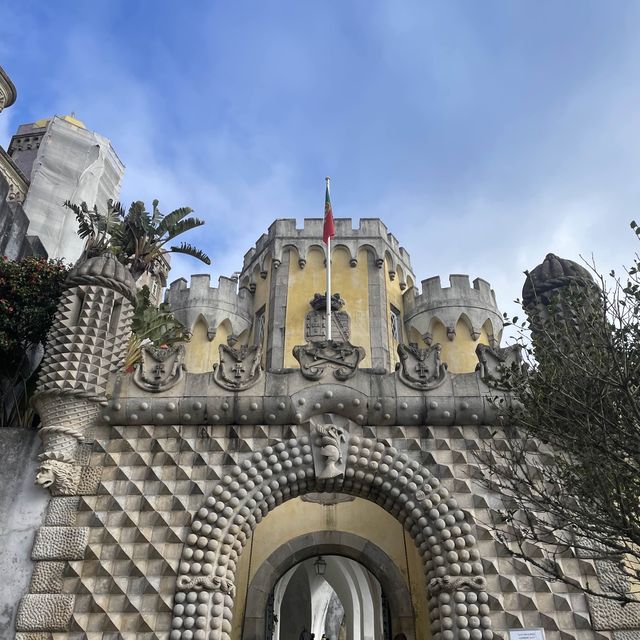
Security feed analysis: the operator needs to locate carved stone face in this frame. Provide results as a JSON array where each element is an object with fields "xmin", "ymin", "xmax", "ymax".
[
  {"xmin": 34, "ymin": 458, "xmax": 80, "ymax": 495},
  {"xmin": 35, "ymin": 463, "xmax": 56, "ymax": 489}
]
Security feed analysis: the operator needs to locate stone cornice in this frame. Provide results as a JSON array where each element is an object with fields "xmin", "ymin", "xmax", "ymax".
[
  {"xmin": 0, "ymin": 65, "xmax": 17, "ymax": 112},
  {"xmin": 100, "ymin": 367, "xmax": 510, "ymax": 427},
  {"xmin": 0, "ymin": 146, "xmax": 29, "ymax": 202}
]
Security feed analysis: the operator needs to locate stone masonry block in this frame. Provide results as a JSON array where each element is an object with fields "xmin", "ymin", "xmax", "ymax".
[
  {"xmin": 16, "ymin": 634, "xmax": 53, "ymax": 640},
  {"xmin": 44, "ymin": 497, "xmax": 79, "ymax": 526},
  {"xmin": 32, "ymin": 526, "xmax": 89, "ymax": 561},
  {"xmin": 77, "ymin": 465, "xmax": 102, "ymax": 494},
  {"xmin": 588, "ymin": 594, "xmax": 640, "ymax": 630},
  {"xmin": 30, "ymin": 561, "xmax": 66, "ymax": 593},
  {"xmin": 16, "ymin": 594, "xmax": 74, "ymax": 632}
]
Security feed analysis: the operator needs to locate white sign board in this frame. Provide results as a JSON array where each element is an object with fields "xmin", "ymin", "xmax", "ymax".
[{"xmin": 509, "ymin": 630, "xmax": 545, "ymax": 640}]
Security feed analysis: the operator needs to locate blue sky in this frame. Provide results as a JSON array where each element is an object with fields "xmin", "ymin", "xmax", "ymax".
[{"xmin": 1, "ymin": 1, "xmax": 639, "ymax": 324}]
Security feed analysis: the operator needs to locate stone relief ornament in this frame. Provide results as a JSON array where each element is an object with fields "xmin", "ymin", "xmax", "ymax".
[
  {"xmin": 213, "ymin": 343, "xmax": 263, "ymax": 391},
  {"xmin": 177, "ymin": 574, "xmax": 236, "ymax": 597},
  {"xmin": 293, "ymin": 340, "xmax": 365, "ymax": 381},
  {"xmin": 305, "ymin": 292, "xmax": 350, "ymax": 342},
  {"xmin": 475, "ymin": 343, "xmax": 525, "ymax": 388},
  {"xmin": 35, "ymin": 452, "xmax": 81, "ymax": 496},
  {"xmin": 301, "ymin": 492, "xmax": 355, "ymax": 505},
  {"xmin": 133, "ymin": 344, "xmax": 186, "ymax": 392},
  {"xmin": 313, "ymin": 425, "xmax": 347, "ymax": 479},
  {"xmin": 396, "ymin": 343, "xmax": 448, "ymax": 390},
  {"xmin": 428, "ymin": 575, "xmax": 487, "ymax": 596}
]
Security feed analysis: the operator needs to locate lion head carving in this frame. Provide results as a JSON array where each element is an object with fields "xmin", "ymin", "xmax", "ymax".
[{"xmin": 35, "ymin": 452, "xmax": 81, "ymax": 495}]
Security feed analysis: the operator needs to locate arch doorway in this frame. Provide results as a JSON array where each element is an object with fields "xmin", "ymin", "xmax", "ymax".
[{"xmin": 268, "ymin": 555, "xmax": 390, "ymax": 640}]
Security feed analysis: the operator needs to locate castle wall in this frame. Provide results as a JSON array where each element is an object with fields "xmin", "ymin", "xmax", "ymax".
[
  {"xmin": 14, "ymin": 419, "xmax": 618, "ymax": 640},
  {"xmin": 0, "ymin": 429, "xmax": 49, "ymax": 638}
]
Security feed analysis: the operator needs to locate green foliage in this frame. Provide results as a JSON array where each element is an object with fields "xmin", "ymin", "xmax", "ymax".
[
  {"xmin": 65, "ymin": 198, "xmax": 211, "ymax": 280},
  {"xmin": 481, "ymin": 223, "xmax": 640, "ymax": 603},
  {"xmin": 124, "ymin": 286, "xmax": 191, "ymax": 370},
  {"xmin": 0, "ymin": 256, "xmax": 69, "ymax": 373},
  {"xmin": 65, "ymin": 197, "xmax": 211, "ymax": 367},
  {"xmin": 0, "ymin": 256, "xmax": 70, "ymax": 427}
]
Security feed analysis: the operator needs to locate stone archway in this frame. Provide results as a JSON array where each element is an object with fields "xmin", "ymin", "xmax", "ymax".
[
  {"xmin": 170, "ymin": 434, "xmax": 493, "ymax": 640},
  {"xmin": 241, "ymin": 531, "xmax": 415, "ymax": 640}
]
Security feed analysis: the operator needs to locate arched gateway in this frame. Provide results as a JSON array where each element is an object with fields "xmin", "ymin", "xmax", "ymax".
[
  {"xmin": 172, "ymin": 428, "xmax": 492, "ymax": 640},
  {"xmin": 244, "ymin": 532, "xmax": 413, "ymax": 640}
]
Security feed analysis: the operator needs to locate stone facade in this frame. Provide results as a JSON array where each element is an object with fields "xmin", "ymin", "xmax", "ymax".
[{"xmin": 4, "ymin": 218, "xmax": 638, "ymax": 640}]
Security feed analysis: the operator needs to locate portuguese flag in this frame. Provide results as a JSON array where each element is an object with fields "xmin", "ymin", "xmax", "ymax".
[{"xmin": 323, "ymin": 178, "xmax": 335, "ymax": 244}]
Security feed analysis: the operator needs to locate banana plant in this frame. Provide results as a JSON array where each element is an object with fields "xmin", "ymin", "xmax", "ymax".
[{"xmin": 65, "ymin": 199, "xmax": 211, "ymax": 278}]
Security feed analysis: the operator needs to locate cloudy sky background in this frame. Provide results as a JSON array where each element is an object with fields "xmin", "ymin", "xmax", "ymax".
[{"xmin": 1, "ymin": 1, "xmax": 639, "ymax": 324}]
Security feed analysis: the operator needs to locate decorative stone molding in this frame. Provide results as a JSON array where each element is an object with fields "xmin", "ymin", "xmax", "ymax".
[
  {"xmin": 427, "ymin": 575, "xmax": 487, "ymax": 595},
  {"xmin": 396, "ymin": 343, "xmax": 448, "ymax": 390},
  {"xmin": 0, "ymin": 65, "xmax": 17, "ymax": 113},
  {"xmin": 305, "ymin": 293, "xmax": 351, "ymax": 342},
  {"xmin": 475, "ymin": 343, "xmax": 524, "ymax": 388},
  {"xmin": 313, "ymin": 424, "xmax": 347, "ymax": 479},
  {"xmin": 172, "ymin": 435, "xmax": 492, "ymax": 640},
  {"xmin": 0, "ymin": 147, "xmax": 29, "ymax": 203},
  {"xmin": 213, "ymin": 343, "xmax": 263, "ymax": 391},
  {"xmin": 133, "ymin": 344, "xmax": 186, "ymax": 392},
  {"xmin": 300, "ymin": 492, "xmax": 355, "ymax": 505},
  {"xmin": 293, "ymin": 340, "xmax": 365, "ymax": 381},
  {"xmin": 177, "ymin": 575, "xmax": 237, "ymax": 597}
]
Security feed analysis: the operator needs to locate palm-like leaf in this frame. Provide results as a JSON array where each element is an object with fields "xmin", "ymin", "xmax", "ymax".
[
  {"xmin": 156, "ymin": 207, "xmax": 194, "ymax": 235},
  {"xmin": 161, "ymin": 217, "xmax": 206, "ymax": 243},
  {"xmin": 169, "ymin": 242, "xmax": 211, "ymax": 265}
]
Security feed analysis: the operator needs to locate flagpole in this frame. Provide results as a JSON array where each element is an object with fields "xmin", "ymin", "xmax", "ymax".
[{"xmin": 325, "ymin": 176, "xmax": 332, "ymax": 341}]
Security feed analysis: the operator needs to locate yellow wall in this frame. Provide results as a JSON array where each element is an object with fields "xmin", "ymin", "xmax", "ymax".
[
  {"xmin": 283, "ymin": 246, "xmax": 373, "ymax": 367},
  {"xmin": 184, "ymin": 317, "xmax": 231, "ymax": 374},
  {"xmin": 232, "ymin": 496, "xmax": 430, "ymax": 640},
  {"xmin": 431, "ymin": 319, "xmax": 491, "ymax": 374}
]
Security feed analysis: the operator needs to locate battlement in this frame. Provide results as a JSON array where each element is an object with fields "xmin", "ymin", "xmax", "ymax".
[
  {"xmin": 168, "ymin": 273, "xmax": 239, "ymax": 298},
  {"xmin": 241, "ymin": 217, "xmax": 414, "ymax": 283},
  {"xmin": 167, "ymin": 273, "xmax": 253, "ymax": 339},
  {"xmin": 405, "ymin": 274, "xmax": 503, "ymax": 343},
  {"xmin": 415, "ymin": 274, "xmax": 497, "ymax": 308}
]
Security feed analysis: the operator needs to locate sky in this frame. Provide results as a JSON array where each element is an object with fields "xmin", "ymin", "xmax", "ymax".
[{"xmin": 1, "ymin": 1, "xmax": 639, "ymax": 325}]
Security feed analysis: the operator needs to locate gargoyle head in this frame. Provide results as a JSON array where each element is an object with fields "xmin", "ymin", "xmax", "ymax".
[
  {"xmin": 35, "ymin": 452, "xmax": 80, "ymax": 495},
  {"xmin": 35, "ymin": 462, "xmax": 57, "ymax": 489}
]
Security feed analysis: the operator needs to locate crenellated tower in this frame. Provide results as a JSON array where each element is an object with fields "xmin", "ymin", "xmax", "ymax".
[
  {"xmin": 168, "ymin": 218, "xmax": 506, "ymax": 375},
  {"xmin": 227, "ymin": 217, "xmax": 415, "ymax": 371},
  {"xmin": 166, "ymin": 274, "xmax": 253, "ymax": 372},
  {"xmin": 404, "ymin": 274, "xmax": 503, "ymax": 373}
]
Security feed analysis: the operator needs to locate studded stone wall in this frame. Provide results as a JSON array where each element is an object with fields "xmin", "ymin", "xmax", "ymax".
[{"xmin": 14, "ymin": 420, "xmax": 627, "ymax": 640}]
